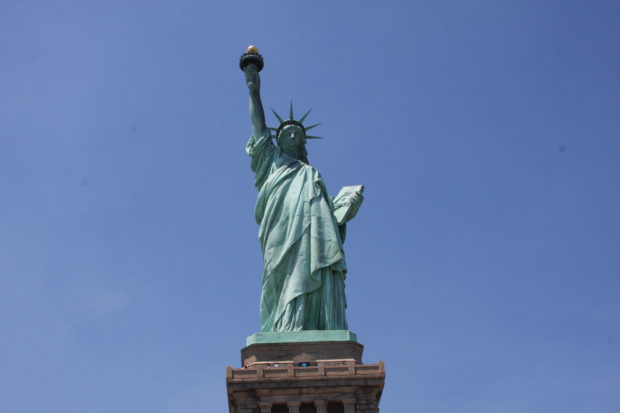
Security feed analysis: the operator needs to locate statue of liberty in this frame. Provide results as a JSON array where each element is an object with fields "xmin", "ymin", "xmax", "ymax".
[{"xmin": 241, "ymin": 46, "xmax": 364, "ymax": 333}]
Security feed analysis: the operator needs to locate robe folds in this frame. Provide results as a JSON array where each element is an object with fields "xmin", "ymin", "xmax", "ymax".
[{"xmin": 246, "ymin": 131, "xmax": 348, "ymax": 332}]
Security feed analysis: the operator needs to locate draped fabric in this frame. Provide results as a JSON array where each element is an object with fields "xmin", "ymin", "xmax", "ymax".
[{"xmin": 246, "ymin": 131, "xmax": 348, "ymax": 332}]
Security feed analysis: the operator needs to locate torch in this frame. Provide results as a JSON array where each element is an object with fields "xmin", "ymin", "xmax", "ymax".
[{"xmin": 239, "ymin": 45, "xmax": 264, "ymax": 72}]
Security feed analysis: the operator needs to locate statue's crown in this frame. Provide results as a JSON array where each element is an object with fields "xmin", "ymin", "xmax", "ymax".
[{"xmin": 270, "ymin": 102, "xmax": 322, "ymax": 140}]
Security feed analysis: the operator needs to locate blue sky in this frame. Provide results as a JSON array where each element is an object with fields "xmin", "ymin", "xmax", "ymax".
[{"xmin": 1, "ymin": 1, "xmax": 619, "ymax": 412}]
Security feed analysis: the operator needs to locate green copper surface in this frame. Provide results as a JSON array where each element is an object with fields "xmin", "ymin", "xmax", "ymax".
[
  {"xmin": 242, "ymin": 51, "xmax": 364, "ymax": 333},
  {"xmin": 246, "ymin": 330, "xmax": 358, "ymax": 345}
]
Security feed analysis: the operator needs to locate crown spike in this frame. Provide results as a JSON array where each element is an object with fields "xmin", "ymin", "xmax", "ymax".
[
  {"xmin": 305, "ymin": 135, "xmax": 323, "ymax": 139},
  {"xmin": 271, "ymin": 108, "xmax": 284, "ymax": 123},
  {"xmin": 304, "ymin": 123, "xmax": 321, "ymax": 131},
  {"xmin": 289, "ymin": 101, "xmax": 294, "ymax": 120},
  {"xmin": 299, "ymin": 109, "xmax": 312, "ymax": 124}
]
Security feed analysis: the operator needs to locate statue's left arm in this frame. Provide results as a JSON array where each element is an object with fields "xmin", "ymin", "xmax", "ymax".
[{"xmin": 334, "ymin": 192, "xmax": 364, "ymax": 243}]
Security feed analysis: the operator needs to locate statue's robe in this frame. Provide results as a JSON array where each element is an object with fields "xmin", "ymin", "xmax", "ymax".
[{"xmin": 247, "ymin": 131, "xmax": 348, "ymax": 332}]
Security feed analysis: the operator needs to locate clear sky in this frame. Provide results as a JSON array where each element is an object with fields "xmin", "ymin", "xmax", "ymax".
[{"xmin": 1, "ymin": 1, "xmax": 619, "ymax": 412}]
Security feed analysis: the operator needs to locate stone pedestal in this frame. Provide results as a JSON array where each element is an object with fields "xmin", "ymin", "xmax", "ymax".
[{"xmin": 226, "ymin": 333, "xmax": 385, "ymax": 413}]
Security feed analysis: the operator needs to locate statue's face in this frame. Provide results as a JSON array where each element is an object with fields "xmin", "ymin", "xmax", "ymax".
[{"xmin": 278, "ymin": 125, "xmax": 306, "ymax": 159}]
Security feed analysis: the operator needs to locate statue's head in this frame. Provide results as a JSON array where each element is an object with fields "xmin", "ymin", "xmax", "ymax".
[
  {"xmin": 271, "ymin": 103, "xmax": 322, "ymax": 164},
  {"xmin": 277, "ymin": 125, "xmax": 308, "ymax": 162}
]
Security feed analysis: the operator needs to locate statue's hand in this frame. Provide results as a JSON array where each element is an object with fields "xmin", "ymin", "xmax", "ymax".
[
  {"xmin": 343, "ymin": 192, "xmax": 364, "ymax": 223},
  {"xmin": 245, "ymin": 64, "xmax": 260, "ymax": 93},
  {"xmin": 350, "ymin": 192, "xmax": 364, "ymax": 212}
]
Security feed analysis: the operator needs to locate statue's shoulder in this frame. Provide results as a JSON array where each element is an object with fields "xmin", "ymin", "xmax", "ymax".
[{"xmin": 247, "ymin": 131, "xmax": 276, "ymax": 157}]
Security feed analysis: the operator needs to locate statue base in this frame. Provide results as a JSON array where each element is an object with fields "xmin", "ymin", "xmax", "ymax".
[
  {"xmin": 241, "ymin": 338, "xmax": 363, "ymax": 368},
  {"xmin": 246, "ymin": 329, "xmax": 357, "ymax": 345},
  {"xmin": 227, "ymin": 334, "xmax": 385, "ymax": 413}
]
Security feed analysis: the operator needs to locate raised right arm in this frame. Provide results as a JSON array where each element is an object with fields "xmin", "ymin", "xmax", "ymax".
[{"xmin": 245, "ymin": 64, "xmax": 267, "ymax": 136}]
